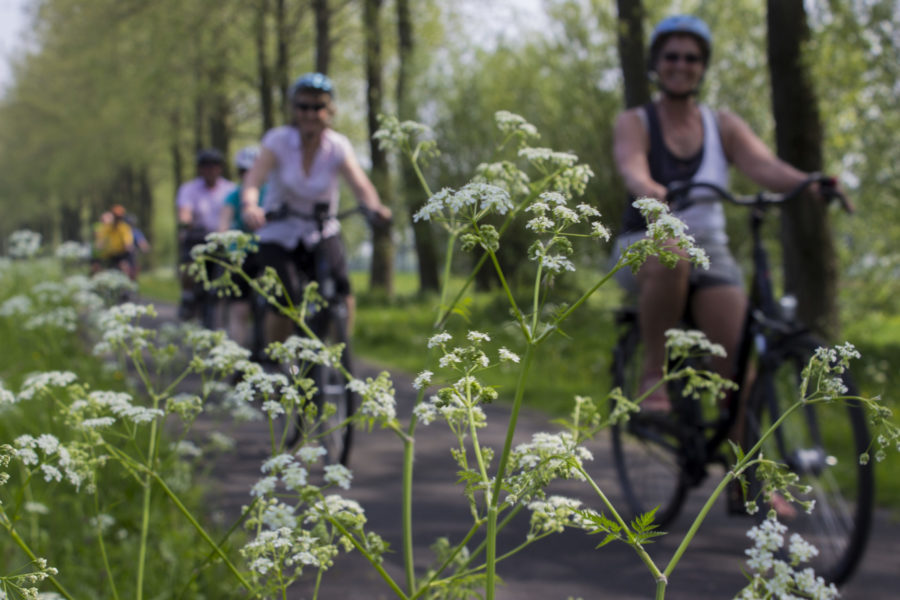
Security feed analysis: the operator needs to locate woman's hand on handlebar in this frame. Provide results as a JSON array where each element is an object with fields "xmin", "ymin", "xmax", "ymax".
[
  {"xmin": 242, "ymin": 204, "xmax": 267, "ymax": 230},
  {"xmin": 813, "ymin": 175, "xmax": 855, "ymax": 214},
  {"xmin": 367, "ymin": 204, "xmax": 393, "ymax": 227}
]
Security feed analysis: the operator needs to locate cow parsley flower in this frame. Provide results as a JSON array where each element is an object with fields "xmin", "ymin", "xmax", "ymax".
[{"xmin": 323, "ymin": 464, "xmax": 353, "ymax": 490}]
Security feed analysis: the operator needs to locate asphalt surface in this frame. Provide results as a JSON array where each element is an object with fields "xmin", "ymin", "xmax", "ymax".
[{"xmin": 156, "ymin": 303, "xmax": 899, "ymax": 599}]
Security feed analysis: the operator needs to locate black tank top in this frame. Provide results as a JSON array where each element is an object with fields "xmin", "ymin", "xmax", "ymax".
[{"xmin": 620, "ymin": 102, "xmax": 705, "ymax": 232}]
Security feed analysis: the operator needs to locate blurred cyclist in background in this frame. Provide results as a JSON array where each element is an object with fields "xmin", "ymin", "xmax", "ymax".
[
  {"xmin": 240, "ymin": 72, "xmax": 391, "ymax": 344},
  {"xmin": 175, "ymin": 148, "xmax": 236, "ymax": 323},
  {"xmin": 220, "ymin": 145, "xmax": 266, "ymax": 353},
  {"xmin": 92, "ymin": 204, "xmax": 135, "ymax": 280}
]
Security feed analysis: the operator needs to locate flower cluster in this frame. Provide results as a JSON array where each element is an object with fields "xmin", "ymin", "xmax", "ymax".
[
  {"xmin": 0, "ymin": 557, "xmax": 59, "ymax": 600},
  {"xmin": 526, "ymin": 495, "xmax": 599, "ymax": 536},
  {"xmin": 373, "ymin": 114, "xmax": 439, "ymax": 166},
  {"xmin": 414, "ymin": 183, "xmax": 513, "ymax": 229},
  {"xmin": 92, "ymin": 302, "xmax": 158, "ymax": 355},
  {"xmin": 55, "ymin": 241, "xmax": 92, "ymax": 262},
  {"xmin": 494, "ymin": 110, "xmax": 540, "ymax": 141},
  {"xmin": 736, "ymin": 515, "xmax": 838, "ymax": 599},
  {"xmin": 525, "ymin": 191, "xmax": 610, "ymax": 275},
  {"xmin": 8, "ymin": 229, "xmax": 42, "ymax": 259},
  {"xmin": 12, "ymin": 434, "xmax": 91, "ymax": 490},
  {"xmin": 347, "ymin": 371, "xmax": 397, "ymax": 426},
  {"xmin": 619, "ymin": 198, "xmax": 709, "ymax": 273},
  {"xmin": 240, "ymin": 526, "xmax": 338, "ymax": 590}
]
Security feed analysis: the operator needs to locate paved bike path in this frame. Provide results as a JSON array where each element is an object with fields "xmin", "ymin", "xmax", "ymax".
[{"xmin": 153, "ymin": 302, "xmax": 898, "ymax": 599}]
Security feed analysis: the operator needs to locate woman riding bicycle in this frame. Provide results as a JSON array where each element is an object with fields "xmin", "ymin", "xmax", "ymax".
[
  {"xmin": 611, "ymin": 15, "xmax": 842, "ymax": 412},
  {"xmin": 240, "ymin": 72, "xmax": 392, "ymax": 343}
]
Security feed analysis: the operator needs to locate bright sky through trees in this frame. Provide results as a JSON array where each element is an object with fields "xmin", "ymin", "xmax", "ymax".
[{"xmin": 0, "ymin": 0, "xmax": 28, "ymax": 91}]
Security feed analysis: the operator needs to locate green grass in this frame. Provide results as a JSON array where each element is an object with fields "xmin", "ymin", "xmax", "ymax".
[{"xmin": 138, "ymin": 266, "xmax": 181, "ymax": 304}]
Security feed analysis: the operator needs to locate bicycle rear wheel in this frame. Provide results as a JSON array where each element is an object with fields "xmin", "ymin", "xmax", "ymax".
[
  {"xmin": 609, "ymin": 317, "xmax": 688, "ymax": 526},
  {"xmin": 749, "ymin": 335, "xmax": 873, "ymax": 584},
  {"xmin": 311, "ymin": 304, "xmax": 355, "ymax": 466}
]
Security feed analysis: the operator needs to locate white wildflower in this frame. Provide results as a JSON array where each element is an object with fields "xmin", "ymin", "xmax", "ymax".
[
  {"xmin": 413, "ymin": 370, "xmax": 433, "ymax": 391},
  {"xmin": 323, "ymin": 464, "xmax": 353, "ymax": 490}
]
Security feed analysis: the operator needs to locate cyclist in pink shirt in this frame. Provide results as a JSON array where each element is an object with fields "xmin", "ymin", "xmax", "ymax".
[
  {"xmin": 240, "ymin": 73, "xmax": 391, "ymax": 343},
  {"xmin": 176, "ymin": 148, "xmax": 237, "ymax": 323}
]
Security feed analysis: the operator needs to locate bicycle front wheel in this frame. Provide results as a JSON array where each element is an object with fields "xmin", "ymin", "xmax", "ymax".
[
  {"xmin": 609, "ymin": 318, "xmax": 687, "ymax": 526},
  {"xmin": 749, "ymin": 335, "xmax": 873, "ymax": 585},
  {"xmin": 312, "ymin": 304, "xmax": 355, "ymax": 466}
]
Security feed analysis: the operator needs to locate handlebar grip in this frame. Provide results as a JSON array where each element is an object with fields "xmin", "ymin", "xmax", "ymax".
[{"xmin": 817, "ymin": 175, "xmax": 854, "ymax": 214}]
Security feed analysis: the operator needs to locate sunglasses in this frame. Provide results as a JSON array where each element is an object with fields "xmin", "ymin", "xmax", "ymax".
[
  {"xmin": 294, "ymin": 102, "xmax": 327, "ymax": 112},
  {"xmin": 661, "ymin": 52, "xmax": 703, "ymax": 65}
]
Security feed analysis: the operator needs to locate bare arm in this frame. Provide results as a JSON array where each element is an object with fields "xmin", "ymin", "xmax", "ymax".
[
  {"xmin": 219, "ymin": 204, "xmax": 235, "ymax": 233},
  {"xmin": 717, "ymin": 109, "xmax": 808, "ymax": 193},
  {"xmin": 240, "ymin": 146, "xmax": 277, "ymax": 230},
  {"xmin": 339, "ymin": 151, "xmax": 392, "ymax": 220},
  {"xmin": 613, "ymin": 108, "xmax": 668, "ymax": 200}
]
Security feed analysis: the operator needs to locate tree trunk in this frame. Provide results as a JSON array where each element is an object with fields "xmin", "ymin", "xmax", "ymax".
[
  {"xmin": 767, "ymin": 0, "xmax": 837, "ymax": 338},
  {"xmin": 364, "ymin": 0, "xmax": 393, "ymax": 295},
  {"xmin": 397, "ymin": 0, "xmax": 439, "ymax": 293},
  {"xmin": 615, "ymin": 0, "xmax": 651, "ymax": 108},
  {"xmin": 275, "ymin": 0, "xmax": 290, "ymax": 120},
  {"xmin": 313, "ymin": 0, "xmax": 331, "ymax": 74},
  {"xmin": 255, "ymin": 0, "xmax": 275, "ymax": 134}
]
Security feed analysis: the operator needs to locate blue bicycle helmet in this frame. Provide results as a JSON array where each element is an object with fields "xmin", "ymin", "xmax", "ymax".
[
  {"xmin": 648, "ymin": 15, "xmax": 712, "ymax": 70},
  {"xmin": 290, "ymin": 72, "xmax": 335, "ymax": 98}
]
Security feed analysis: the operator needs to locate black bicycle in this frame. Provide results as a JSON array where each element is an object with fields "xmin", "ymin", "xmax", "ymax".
[
  {"xmin": 264, "ymin": 202, "xmax": 370, "ymax": 466},
  {"xmin": 178, "ymin": 224, "xmax": 219, "ymax": 329},
  {"xmin": 609, "ymin": 176, "xmax": 873, "ymax": 584}
]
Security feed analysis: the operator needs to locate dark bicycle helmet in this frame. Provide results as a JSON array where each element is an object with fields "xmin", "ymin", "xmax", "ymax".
[
  {"xmin": 196, "ymin": 148, "xmax": 225, "ymax": 166},
  {"xmin": 290, "ymin": 72, "xmax": 334, "ymax": 98},
  {"xmin": 648, "ymin": 15, "xmax": 712, "ymax": 70}
]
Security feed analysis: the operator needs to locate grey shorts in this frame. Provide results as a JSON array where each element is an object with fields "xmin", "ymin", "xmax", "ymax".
[{"xmin": 610, "ymin": 229, "xmax": 744, "ymax": 297}]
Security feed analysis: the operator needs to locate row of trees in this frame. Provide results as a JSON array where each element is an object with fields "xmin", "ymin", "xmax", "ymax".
[{"xmin": 0, "ymin": 0, "xmax": 897, "ymax": 335}]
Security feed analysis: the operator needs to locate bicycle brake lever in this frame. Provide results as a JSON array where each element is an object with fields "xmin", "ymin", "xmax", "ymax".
[{"xmin": 818, "ymin": 176, "xmax": 855, "ymax": 215}]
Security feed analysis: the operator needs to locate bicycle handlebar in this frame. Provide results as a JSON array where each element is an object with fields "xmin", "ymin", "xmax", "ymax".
[
  {"xmin": 666, "ymin": 174, "xmax": 853, "ymax": 214},
  {"xmin": 265, "ymin": 203, "xmax": 391, "ymax": 228}
]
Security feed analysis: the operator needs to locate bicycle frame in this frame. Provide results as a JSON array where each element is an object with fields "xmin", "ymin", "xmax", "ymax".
[{"xmin": 655, "ymin": 177, "xmax": 839, "ymax": 480}]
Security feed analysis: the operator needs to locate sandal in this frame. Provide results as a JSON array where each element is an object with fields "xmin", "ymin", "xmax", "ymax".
[{"xmin": 639, "ymin": 374, "xmax": 671, "ymax": 413}]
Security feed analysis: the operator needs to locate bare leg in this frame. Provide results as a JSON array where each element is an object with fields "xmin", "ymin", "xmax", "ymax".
[
  {"xmin": 635, "ymin": 245, "xmax": 690, "ymax": 410},
  {"xmin": 345, "ymin": 294, "xmax": 356, "ymax": 335},
  {"xmin": 226, "ymin": 301, "xmax": 253, "ymax": 348},
  {"xmin": 689, "ymin": 284, "xmax": 747, "ymax": 379}
]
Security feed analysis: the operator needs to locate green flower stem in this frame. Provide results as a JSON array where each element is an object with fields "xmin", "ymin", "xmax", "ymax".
[
  {"xmin": 176, "ymin": 498, "xmax": 259, "ymax": 600},
  {"xmin": 576, "ymin": 464, "xmax": 665, "ymax": 586},
  {"xmin": 536, "ymin": 265, "xmax": 622, "ymax": 344},
  {"xmin": 465, "ymin": 380, "xmax": 492, "ymax": 494},
  {"xmin": 93, "ymin": 490, "xmax": 120, "ymax": 600},
  {"xmin": 484, "ymin": 244, "xmax": 529, "ymax": 340},
  {"xmin": 150, "ymin": 471, "xmax": 258, "ymax": 595},
  {"xmin": 485, "ymin": 504, "xmax": 499, "ymax": 600},
  {"xmin": 490, "ymin": 344, "xmax": 535, "ymax": 502},
  {"xmin": 407, "ymin": 146, "xmax": 434, "ymax": 199},
  {"xmin": 409, "ymin": 521, "xmax": 483, "ymax": 600},
  {"xmin": 135, "ymin": 408, "xmax": 160, "ymax": 600},
  {"xmin": 664, "ymin": 400, "xmax": 803, "ymax": 580},
  {"xmin": 402, "ymin": 412, "xmax": 419, "ymax": 594},
  {"xmin": 485, "ymin": 344, "xmax": 536, "ymax": 600},
  {"xmin": 434, "ymin": 177, "xmax": 559, "ymax": 329},
  {"xmin": 1, "ymin": 512, "xmax": 76, "ymax": 600},
  {"xmin": 435, "ymin": 233, "xmax": 459, "ymax": 327},
  {"xmin": 327, "ymin": 517, "xmax": 409, "ymax": 600}
]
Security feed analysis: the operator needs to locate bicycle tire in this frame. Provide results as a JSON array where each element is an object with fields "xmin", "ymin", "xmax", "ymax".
[
  {"xmin": 311, "ymin": 305, "xmax": 355, "ymax": 466},
  {"xmin": 610, "ymin": 318, "xmax": 688, "ymax": 526},
  {"xmin": 747, "ymin": 334, "xmax": 873, "ymax": 585}
]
